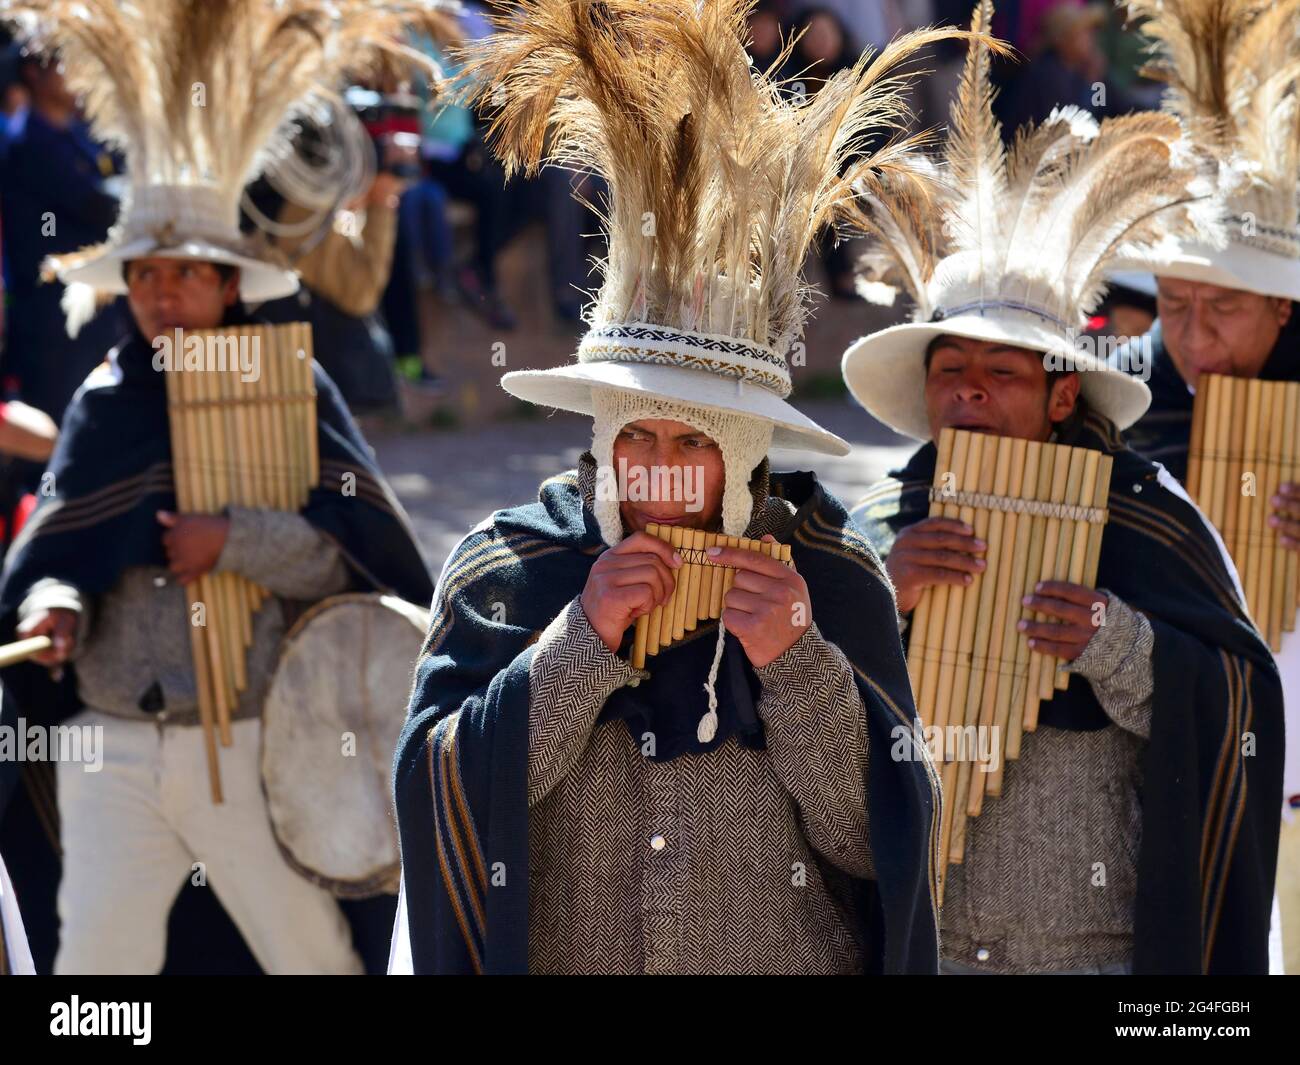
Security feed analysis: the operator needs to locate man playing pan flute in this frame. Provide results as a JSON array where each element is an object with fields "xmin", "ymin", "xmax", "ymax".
[
  {"xmin": 390, "ymin": 0, "xmax": 964, "ymax": 975},
  {"xmin": 844, "ymin": 3, "xmax": 1283, "ymax": 974},
  {"xmin": 1110, "ymin": 0, "xmax": 1300, "ymax": 971},
  {"xmin": 0, "ymin": 2, "xmax": 437, "ymax": 974}
]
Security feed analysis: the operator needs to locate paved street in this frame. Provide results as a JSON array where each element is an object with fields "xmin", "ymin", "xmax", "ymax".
[{"xmin": 370, "ymin": 397, "xmax": 919, "ymax": 574}]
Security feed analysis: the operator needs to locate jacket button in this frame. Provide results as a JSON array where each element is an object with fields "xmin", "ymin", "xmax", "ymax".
[
  {"xmin": 976, "ymin": 947, "xmax": 991, "ymax": 962},
  {"xmin": 650, "ymin": 835, "xmax": 667, "ymax": 851}
]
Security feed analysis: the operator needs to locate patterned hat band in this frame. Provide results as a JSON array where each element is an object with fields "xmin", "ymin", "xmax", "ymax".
[
  {"xmin": 577, "ymin": 322, "xmax": 792, "ymax": 398},
  {"xmin": 928, "ymin": 298, "xmax": 1071, "ymax": 339},
  {"xmin": 1227, "ymin": 215, "xmax": 1300, "ymax": 259}
]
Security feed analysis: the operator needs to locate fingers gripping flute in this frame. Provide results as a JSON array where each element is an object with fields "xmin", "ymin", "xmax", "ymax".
[
  {"xmin": 1187, "ymin": 374, "xmax": 1300, "ymax": 650},
  {"xmin": 164, "ymin": 323, "xmax": 319, "ymax": 803},
  {"xmin": 630, "ymin": 524, "xmax": 793, "ymax": 668},
  {"xmin": 906, "ymin": 428, "xmax": 1112, "ymax": 900}
]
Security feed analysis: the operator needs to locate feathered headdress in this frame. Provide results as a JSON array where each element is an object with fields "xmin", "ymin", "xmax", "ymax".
[
  {"xmin": 454, "ymin": 0, "xmax": 979, "ymax": 467},
  {"xmin": 1122, "ymin": 0, "xmax": 1300, "ymax": 298},
  {"xmin": 1, "ymin": 0, "xmax": 458, "ymax": 302},
  {"xmin": 841, "ymin": 0, "xmax": 1218, "ymax": 441}
]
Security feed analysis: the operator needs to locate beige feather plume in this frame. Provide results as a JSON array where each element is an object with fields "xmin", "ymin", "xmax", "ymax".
[
  {"xmin": 1, "ymin": 1, "xmax": 458, "ymax": 197},
  {"xmin": 457, "ymin": 0, "xmax": 981, "ymax": 358},
  {"xmin": 1126, "ymin": 0, "xmax": 1300, "ymax": 236},
  {"xmin": 856, "ymin": 0, "xmax": 1218, "ymax": 330}
]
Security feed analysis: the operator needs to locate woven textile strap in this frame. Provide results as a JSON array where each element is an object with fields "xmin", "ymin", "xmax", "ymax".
[
  {"xmin": 578, "ymin": 322, "xmax": 791, "ymax": 397},
  {"xmin": 929, "ymin": 485, "xmax": 1108, "ymax": 524}
]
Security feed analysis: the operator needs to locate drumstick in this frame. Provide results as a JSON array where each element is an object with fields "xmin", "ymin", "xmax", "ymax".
[{"xmin": 0, "ymin": 635, "xmax": 53, "ymax": 668}]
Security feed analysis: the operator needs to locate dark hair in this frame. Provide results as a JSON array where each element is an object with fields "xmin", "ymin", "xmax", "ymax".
[
  {"xmin": 922, "ymin": 333, "xmax": 1075, "ymax": 385},
  {"xmin": 121, "ymin": 259, "xmax": 240, "ymax": 286}
]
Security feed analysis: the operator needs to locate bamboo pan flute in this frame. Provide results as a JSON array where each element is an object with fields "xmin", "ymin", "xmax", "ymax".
[
  {"xmin": 1187, "ymin": 374, "xmax": 1300, "ymax": 651},
  {"xmin": 907, "ymin": 428, "xmax": 1113, "ymax": 901},
  {"xmin": 630, "ymin": 523, "xmax": 792, "ymax": 669},
  {"xmin": 164, "ymin": 323, "xmax": 319, "ymax": 803}
]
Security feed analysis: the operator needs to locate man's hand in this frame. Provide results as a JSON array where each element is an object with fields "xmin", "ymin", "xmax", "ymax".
[
  {"xmin": 711, "ymin": 534, "xmax": 811, "ymax": 669},
  {"xmin": 1018, "ymin": 581, "xmax": 1109, "ymax": 662},
  {"xmin": 885, "ymin": 517, "xmax": 987, "ymax": 614},
  {"xmin": 16, "ymin": 607, "xmax": 77, "ymax": 666},
  {"xmin": 1270, "ymin": 483, "xmax": 1300, "ymax": 551},
  {"xmin": 580, "ymin": 531, "xmax": 682, "ymax": 653},
  {"xmin": 157, "ymin": 510, "xmax": 230, "ymax": 586}
]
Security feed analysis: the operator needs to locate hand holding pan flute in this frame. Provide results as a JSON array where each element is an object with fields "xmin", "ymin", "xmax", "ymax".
[
  {"xmin": 1270, "ymin": 482, "xmax": 1300, "ymax": 550},
  {"xmin": 707, "ymin": 534, "xmax": 811, "ymax": 669},
  {"xmin": 581, "ymin": 531, "xmax": 684, "ymax": 654},
  {"xmin": 1017, "ymin": 581, "xmax": 1110, "ymax": 662},
  {"xmin": 885, "ymin": 516, "xmax": 987, "ymax": 614}
]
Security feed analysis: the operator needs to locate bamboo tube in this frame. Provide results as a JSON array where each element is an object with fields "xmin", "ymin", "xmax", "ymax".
[
  {"xmin": 658, "ymin": 526, "xmax": 682, "ymax": 646},
  {"xmin": 1206, "ymin": 376, "xmax": 1229, "ymax": 539},
  {"xmin": 1051, "ymin": 449, "xmax": 1102, "ymax": 693},
  {"xmin": 645, "ymin": 532, "xmax": 665, "ymax": 659},
  {"xmin": 1236, "ymin": 380, "xmax": 1263, "ymax": 618},
  {"xmin": 1033, "ymin": 447, "xmax": 1088, "ymax": 706},
  {"xmin": 1023, "ymin": 445, "xmax": 1073, "ymax": 724},
  {"xmin": 909, "ymin": 429, "xmax": 961, "ymax": 702},
  {"xmin": 166, "ymin": 365, "xmax": 223, "ymax": 803},
  {"xmin": 1187, "ymin": 372, "xmax": 1208, "ymax": 497},
  {"xmin": 183, "ymin": 358, "xmax": 233, "ymax": 739},
  {"xmin": 983, "ymin": 437, "xmax": 1029, "ymax": 798},
  {"xmin": 1283, "ymin": 383, "xmax": 1300, "ymax": 632},
  {"xmin": 948, "ymin": 437, "xmax": 997, "ymax": 825},
  {"xmin": 702, "ymin": 533, "xmax": 722, "ymax": 624},
  {"xmin": 197, "ymin": 360, "xmax": 238, "ymax": 744},
  {"xmin": 214, "ymin": 364, "xmax": 251, "ymax": 688},
  {"xmin": 1084, "ymin": 456, "xmax": 1113, "ymax": 589},
  {"xmin": 683, "ymin": 529, "xmax": 704, "ymax": 631},
  {"xmin": 1006, "ymin": 442, "xmax": 1051, "ymax": 760},
  {"xmin": 964, "ymin": 435, "xmax": 1013, "ymax": 814},
  {"xmin": 1255, "ymin": 380, "xmax": 1279, "ymax": 647},
  {"xmin": 300, "ymin": 325, "xmax": 321, "ymax": 489},
  {"xmin": 927, "ymin": 433, "xmax": 982, "ymax": 732},
  {"xmin": 1226, "ymin": 377, "xmax": 1248, "ymax": 570},
  {"xmin": 631, "ymin": 522, "xmax": 656, "ymax": 669}
]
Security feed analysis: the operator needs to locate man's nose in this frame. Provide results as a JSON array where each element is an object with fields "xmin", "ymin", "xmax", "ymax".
[{"xmin": 952, "ymin": 375, "xmax": 988, "ymax": 403}]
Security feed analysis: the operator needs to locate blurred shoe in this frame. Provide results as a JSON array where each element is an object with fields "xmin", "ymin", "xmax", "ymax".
[{"xmin": 456, "ymin": 267, "xmax": 518, "ymax": 331}]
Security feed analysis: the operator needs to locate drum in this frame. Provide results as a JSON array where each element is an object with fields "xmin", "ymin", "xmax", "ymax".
[{"xmin": 261, "ymin": 593, "xmax": 429, "ymax": 898}]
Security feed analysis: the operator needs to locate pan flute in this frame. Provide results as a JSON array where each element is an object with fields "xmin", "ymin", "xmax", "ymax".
[
  {"xmin": 630, "ymin": 523, "xmax": 792, "ymax": 669},
  {"xmin": 1187, "ymin": 375, "xmax": 1300, "ymax": 651},
  {"xmin": 164, "ymin": 323, "xmax": 319, "ymax": 803},
  {"xmin": 908, "ymin": 428, "xmax": 1113, "ymax": 899}
]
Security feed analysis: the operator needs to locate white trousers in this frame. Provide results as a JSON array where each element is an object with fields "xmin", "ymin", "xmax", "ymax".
[{"xmin": 55, "ymin": 709, "xmax": 363, "ymax": 975}]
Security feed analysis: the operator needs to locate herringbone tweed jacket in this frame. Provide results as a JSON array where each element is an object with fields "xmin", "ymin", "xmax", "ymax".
[{"xmin": 394, "ymin": 460, "xmax": 942, "ymax": 974}]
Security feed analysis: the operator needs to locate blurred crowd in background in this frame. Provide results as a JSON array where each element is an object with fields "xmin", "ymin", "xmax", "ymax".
[{"xmin": 0, "ymin": 0, "xmax": 1162, "ymax": 538}]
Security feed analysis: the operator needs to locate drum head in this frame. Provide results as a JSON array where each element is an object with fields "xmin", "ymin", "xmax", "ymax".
[{"xmin": 262, "ymin": 593, "xmax": 429, "ymax": 898}]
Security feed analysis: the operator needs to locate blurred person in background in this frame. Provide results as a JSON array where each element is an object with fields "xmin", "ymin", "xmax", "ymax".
[
  {"xmin": 996, "ymin": 1, "xmax": 1108, "ymax": 131},
  {"xmin": 0, "ymin": 45, "xmax": 123, "ymax": 431}
]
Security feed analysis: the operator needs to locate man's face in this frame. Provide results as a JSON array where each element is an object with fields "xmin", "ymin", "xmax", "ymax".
[
  {"xmin": 1156, "ymin": 277, "xmax": 1292, "ymax": 387},
  {"xmin": 923, "ymin": 335, "xmax": 1081, "ymax": 443},
  {"xmin": 125, "ymin": 258, "xmax": 240, "ymax": 344},
  {"xmin": 611, "ymin": 418, "xmax": 726, "ymax": 535}
]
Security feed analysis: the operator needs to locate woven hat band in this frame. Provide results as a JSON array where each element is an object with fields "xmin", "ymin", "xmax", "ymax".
[{"xmin": 578, "ymin": 322, "xmax": 792, "ymax": 398}]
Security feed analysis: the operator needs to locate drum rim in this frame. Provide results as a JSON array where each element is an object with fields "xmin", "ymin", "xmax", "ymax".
[{"xmin": 260, "ymin": 591, "xmax": 428, "ymax": 898}]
